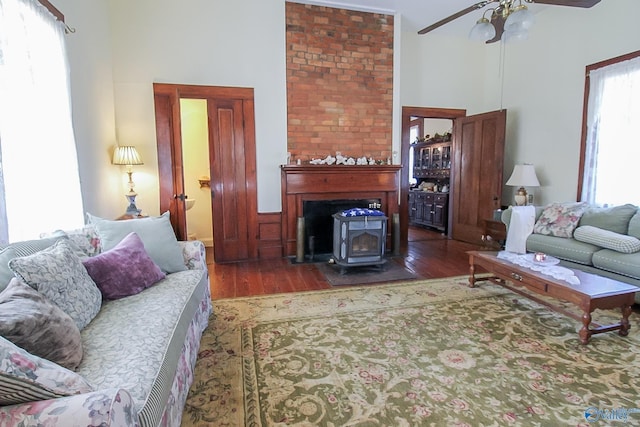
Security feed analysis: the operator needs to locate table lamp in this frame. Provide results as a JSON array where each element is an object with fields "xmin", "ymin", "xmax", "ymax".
[
  {"xmin": 506, "ymin": 164, "xmax": 540, "ymax": 206},
  {"xmin": 113, "ymin": 146, "xmax": 144, "ymax": 216}
]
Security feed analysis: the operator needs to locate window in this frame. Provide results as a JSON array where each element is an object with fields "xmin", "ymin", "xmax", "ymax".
[
  {"xmin": 408, "ymin": 124, "xmax": 419, "ymax": 186},
  {"xmin": 579, "ymin": 50, "xmax": 640, "ymax": 207},
  {"xmin": 0, "ymin": 0, "xmax": 83, "ymax": 244}
]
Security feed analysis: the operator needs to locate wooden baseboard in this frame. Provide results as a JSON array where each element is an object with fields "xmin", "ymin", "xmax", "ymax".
[{"xmin": 258, "ymin": 212, "xmax": 282, "ymax": 259}]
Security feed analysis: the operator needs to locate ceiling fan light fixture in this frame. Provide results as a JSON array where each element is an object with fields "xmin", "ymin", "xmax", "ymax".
[
  {"xmin": 468, "ymin": 17, "xmax": 496, "ymax": 42},
  {"xmin": 503, "ymin": 27, "xmax": 529, "ymax": 43},
  {"xmin": 504, "ymin": 4, "xmax": 535, "ymax": 31}
]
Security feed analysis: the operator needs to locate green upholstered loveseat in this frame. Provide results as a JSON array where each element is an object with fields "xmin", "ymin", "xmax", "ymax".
[{"xmin": 502, "ymin": 203, "xmax": 640, "ymax": 302}]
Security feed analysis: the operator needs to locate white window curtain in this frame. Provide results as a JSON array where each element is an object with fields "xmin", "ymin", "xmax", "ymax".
[
  {"xmin": 0, "ymin": 0, "xmax": 84, "ymax": 243},
  {"xmin": 582, "ymin": 56, "xmax": 640, "ymax": 206}
]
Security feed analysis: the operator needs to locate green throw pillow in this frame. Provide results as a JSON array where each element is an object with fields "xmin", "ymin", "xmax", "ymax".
[
  {"xmin": 628, "ymin": 211, "xmax": 640, "ymax": 240},
  {"xmin": 578, "ymin": 204, "xmax": 638, "ymax": 235},
  {"xmin": 87, "ymin": 212, "xmax": 186, "ymax": 274},
  {"xmin": 0, "ymin": 247, "xmax": 17, "ymax": 293}
]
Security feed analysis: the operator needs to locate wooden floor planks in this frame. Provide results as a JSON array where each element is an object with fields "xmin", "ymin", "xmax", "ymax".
[{"xmin": 207, "ymin": 226, "xmax": 484, "ymax": 299}]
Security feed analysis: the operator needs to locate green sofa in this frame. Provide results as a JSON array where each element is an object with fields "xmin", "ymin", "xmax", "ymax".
[{"xmin": 502, "ymin": 203, "xmax": 640, "ymax": 302}]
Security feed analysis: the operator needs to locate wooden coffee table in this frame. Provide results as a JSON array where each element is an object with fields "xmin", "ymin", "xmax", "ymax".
[{"xmin": 467, "ymin": 251, "xmax": 637, "ymax": 345}]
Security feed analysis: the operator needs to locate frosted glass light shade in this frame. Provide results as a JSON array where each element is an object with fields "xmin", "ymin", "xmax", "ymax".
[
  {"xmin": 503, "ymin": 5, "xmax": 534, "ymax": 43},
  {"xmin": 504, "ymin": 6, "xmax": 535, "ymax": 31},
  {"xmin": 503, "ymin": 27, "xmax": 529, "ymax": 43},
  {"xmin": 469, "ymin": 18, "xmax": 496, "ymax": 42},
  {"xmin": 504, "ymin": 5, "xmax": 534, "ymax": 30}
]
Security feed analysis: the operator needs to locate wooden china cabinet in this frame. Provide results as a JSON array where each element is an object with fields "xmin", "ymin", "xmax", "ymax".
[{"xmin": 408, "ymin": 136, "xmax": 451, "ymax": 232}]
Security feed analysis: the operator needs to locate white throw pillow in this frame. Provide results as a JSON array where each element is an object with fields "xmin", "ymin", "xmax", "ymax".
[{"xmin": 87, "ymin": 212, "xmax": 187, "ymax": 274}]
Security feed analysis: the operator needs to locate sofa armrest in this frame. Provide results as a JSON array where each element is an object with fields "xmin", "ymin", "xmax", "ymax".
[
  {"xmin": 502, "ymin": 206, "xmax": 545, "ymax": 232},
  {"xmin": 501, "ymin": 207, "xmax": 513, "ymax": 230},
  {"xmin": 179, "ymin": 240, "xmax": 207, "ymax": 271},
  {"xmin": 0, "ymin": 388, "xmax": 139, "ymax": 427}
]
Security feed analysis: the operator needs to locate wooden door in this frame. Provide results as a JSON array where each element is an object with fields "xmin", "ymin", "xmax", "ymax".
[
  {"xmin": 451, "ymin": 110, "xmax": 506, "ymax": 244},
  {"xmin": 153, "ymin": 84, "xmax": 258, "ymax": 262},
  {"xmin": 208, "ymin": 98, "xmax": 251, "ymax": 262},
  {"xmin": 154, "ymin": 88, "xmax": 187, "ymax": 238}
]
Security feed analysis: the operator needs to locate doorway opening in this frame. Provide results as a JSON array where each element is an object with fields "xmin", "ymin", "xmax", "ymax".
[
  {"xmin": 399, "ymin": 107, "xmax": 466, "ymax": 254},
  {"xmin": 179, "ymin": 99, "xmax": 213, "ymax": 247}
]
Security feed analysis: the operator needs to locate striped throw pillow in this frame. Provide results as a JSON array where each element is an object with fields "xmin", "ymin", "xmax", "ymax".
[
  {"xmin": 574, "ymin": 225, "xmax": 640, "ymax": 254},
  {"xmin": 0, "ymin": 336, "xmax": 94, "ymax": 406}
]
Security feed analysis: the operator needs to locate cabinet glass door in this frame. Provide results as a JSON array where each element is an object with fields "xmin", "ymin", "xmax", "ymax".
[
  {"xmin": 420, "ymin": 147, "xmax": 430, "ymax": 170},
  {"xmin": 431, "ymin": 146, "xmax": 441, "ymax": 169},
  {"xmin": 441, "ymin": 144, "xmax": 451, "ymax": 169}
]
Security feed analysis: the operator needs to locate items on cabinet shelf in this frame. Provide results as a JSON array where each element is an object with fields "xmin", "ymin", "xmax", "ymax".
[{"xmin": 411, "ymin": 139, "xmax": 452, "ymax": 179}]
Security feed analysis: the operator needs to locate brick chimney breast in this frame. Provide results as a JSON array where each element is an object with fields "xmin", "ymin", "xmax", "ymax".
[{"xmin": 286, "ymin": 3, "xmax": 394, "ymax": 163}]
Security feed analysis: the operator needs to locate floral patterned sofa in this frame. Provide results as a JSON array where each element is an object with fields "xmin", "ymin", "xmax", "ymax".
[{"xmin": 0, "ymin": 214, "xmax": 212, "ymax": 426}]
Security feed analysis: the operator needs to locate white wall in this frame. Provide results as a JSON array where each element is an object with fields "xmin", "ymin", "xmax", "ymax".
[
  {"xmin": 399, "ymin": 32, "xmax": 486, "ymax": 113},
  {"xmin": 499, "ymin": 0, "xmax": 640, "ymax": 206},
  {"xmin": 107, "ymin": 0, "xmax": 288, "ymax": 215},
  {"xmin": 53, "ymin": 0, "xmax": 122, "ymax": 219},
  {"xmin": 400, "ymin": 0, "xmax": 640, "ymax": 207},
  {"xmin": 57, "ymin": 0, "xmax": 640, "ymax": 219}
]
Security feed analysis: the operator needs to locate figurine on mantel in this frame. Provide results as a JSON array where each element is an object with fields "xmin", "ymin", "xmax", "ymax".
[{"xmin": 309, "ymin": 151, "xmax": 383, "ymax": 166}]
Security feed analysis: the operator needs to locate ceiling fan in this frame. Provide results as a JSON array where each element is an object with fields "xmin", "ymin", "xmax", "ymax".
[{"xmin": 418, "ymin": 0, "xmax": 601, "ymax": 43}]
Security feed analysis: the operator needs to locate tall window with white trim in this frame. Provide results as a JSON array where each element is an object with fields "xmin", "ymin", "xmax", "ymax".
[
  {"xmin": 580, "ymin": 51, "xmax": 640, "ymax": 207},
  {"xmin": 0, "ymin": 0, "xmax": 84, "ymax": 243}
]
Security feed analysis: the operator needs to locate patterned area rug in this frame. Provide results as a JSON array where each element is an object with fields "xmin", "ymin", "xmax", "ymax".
[{"xmin": 182, "ymin": 276, "xmax": 640, "ymax": 426}]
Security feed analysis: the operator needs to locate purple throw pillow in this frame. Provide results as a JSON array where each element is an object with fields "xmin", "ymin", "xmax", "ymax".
[{"xmin": 82, "ymin": 232, "xmax": 166, "ymax": 300}]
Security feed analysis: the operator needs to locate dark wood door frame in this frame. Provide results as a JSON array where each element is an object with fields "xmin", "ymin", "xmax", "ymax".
[
  {"xmin": 400, "ymin": 107, "xmax": 466, "ymax": 254},
  {"xmin": 153, "ymin": 83, "xmax": 259, "ymax": 261}
]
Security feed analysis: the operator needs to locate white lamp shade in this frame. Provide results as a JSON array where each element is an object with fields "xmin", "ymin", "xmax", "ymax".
[
  {"xmin": 506, "ymin": 164, "xmax": 540, "ymax": 187},
  {"xmin": 113, "ymin": 146, "xmax": 143, "ymax": 166}
]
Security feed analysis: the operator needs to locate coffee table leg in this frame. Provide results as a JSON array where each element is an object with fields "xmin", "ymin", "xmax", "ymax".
[
  {"xmin": 469, "ymin": 261, "xmax": 476, "ymax": 288},
  {"xmin": 620, "ymin": 305, "xmax": 632, "ymax": 337},
  {"xmin": 579, "ymin": 311, "xmax": 593, "ymax": 345}
]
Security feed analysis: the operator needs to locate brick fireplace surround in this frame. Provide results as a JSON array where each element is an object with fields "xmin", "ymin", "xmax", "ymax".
[{"xmin": 280, "ymin": 165, "xmax": 401, "ymax": 258}]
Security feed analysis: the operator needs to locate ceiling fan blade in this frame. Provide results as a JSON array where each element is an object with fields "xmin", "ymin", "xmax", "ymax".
[
  {"xmin": 418, "ymin": 0, "xmax": 498, "ymax": 35},
  {"xmin": 528, "ymin": 0, "xmax": 601, "ymax": 7}
]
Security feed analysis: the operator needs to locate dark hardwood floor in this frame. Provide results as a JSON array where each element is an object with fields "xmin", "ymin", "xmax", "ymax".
[{"xmin": 207, "ymin": 226, "xmax": 484, "ymax": 299}]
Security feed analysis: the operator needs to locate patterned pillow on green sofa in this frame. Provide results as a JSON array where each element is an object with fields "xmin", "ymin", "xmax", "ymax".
[
  {"xmin": 574, "ymin": 225, "xmax": 640, "ymax": 254},
  {"xmin": 533, "ymin": 202, "xmax": 589, "ymax": 238}
]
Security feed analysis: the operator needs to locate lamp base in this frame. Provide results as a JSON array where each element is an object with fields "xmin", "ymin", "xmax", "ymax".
[
  {"xmin": 514, "ymin": 187, "xmax": 528, "ymax": 206},
  {"xmin": 125, "ymin": 193, "xmax": 142, "ymax": 216}
]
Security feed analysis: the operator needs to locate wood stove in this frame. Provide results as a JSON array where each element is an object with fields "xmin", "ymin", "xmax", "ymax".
[{"xmin": 332, "ymin": 210, "xmax": 387, "ymax": 270}]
